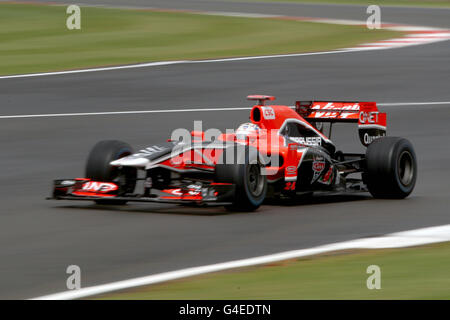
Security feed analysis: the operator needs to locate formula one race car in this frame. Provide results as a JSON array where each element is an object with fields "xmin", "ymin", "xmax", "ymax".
[{"xmin": 49, "ymin": 95, "xmax": 417, "ymax": 211}]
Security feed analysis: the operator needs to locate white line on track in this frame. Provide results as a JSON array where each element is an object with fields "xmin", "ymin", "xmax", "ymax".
[
  {"xmin": 0, "ymin": 50, "xmax": 352, "ymax": 80},
  {"xmin": 0, "ymin": 8, "xmax": 447, "ymax": 80},
  {"xmin": 0, "ymin": 102, "xmax": 448, "ymax": 120},
  {"xmin": 32, "ymin": 224, "xmax": 450, "ymax": 300},
  {"xmin": 378, "ymin": 101, "xmax": 450, "ymax": 106},
  {"xmin": 0, "ymin": 61, "xmax": 187, "ymax": 80},
  {"xmin": 0, "ymin": 107, "xmax": 251, "ymax": 119}
]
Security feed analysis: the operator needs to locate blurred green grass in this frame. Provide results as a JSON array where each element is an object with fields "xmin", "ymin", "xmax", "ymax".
[
  {"xmin": 241, "ymin": 0, "xmax": 450, "ymax": 8},
  {"xmin": 0, "ymin": 3, "xmax": 401, "ymax": 75},
  {"xmin": 99, "ymin": 242, "xmax": 450, "ymax": 299}
]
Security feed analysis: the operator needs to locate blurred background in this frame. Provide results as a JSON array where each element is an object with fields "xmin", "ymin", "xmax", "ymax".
[{"xmin": 0, "ymin": 0, "xmax": 449, "ymax": 300}]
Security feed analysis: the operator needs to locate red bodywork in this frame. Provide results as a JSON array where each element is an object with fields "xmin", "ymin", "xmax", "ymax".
[{"xmin": 156, "ymin": 95, "xmax": 386, "ymax": 184}]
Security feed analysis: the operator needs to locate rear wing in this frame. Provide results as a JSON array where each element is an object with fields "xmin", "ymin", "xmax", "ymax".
[{"xmin": 295, "ymin": 101, "xmax": 387, "ymax": 146}]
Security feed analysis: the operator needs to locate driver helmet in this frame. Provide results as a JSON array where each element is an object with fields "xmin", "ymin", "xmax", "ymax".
[{"xmin": 236, "ymin": 122, "xmax": 260, "ymax": 140}]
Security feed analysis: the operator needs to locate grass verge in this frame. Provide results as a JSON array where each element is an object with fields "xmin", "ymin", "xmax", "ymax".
[
  {"xmin": 98, "ymin": 242, "xmax": 450, "ymax": 299},
  {"xmin": 0, "ymin": 3, "xmax": 402, "ymax": 76}
]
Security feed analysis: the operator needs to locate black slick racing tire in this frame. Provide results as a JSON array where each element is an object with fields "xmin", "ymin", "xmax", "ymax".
[
  {"xmin": 365, "ymin": 137, "xmax": 417, "ymax": 199},
  {"xmin": 85, "ymin": 140, "xmax": 137, "ymax": 205},
  {"xmin": 215, "ymin": 145, "xmax": 267, "ymax": 211}
]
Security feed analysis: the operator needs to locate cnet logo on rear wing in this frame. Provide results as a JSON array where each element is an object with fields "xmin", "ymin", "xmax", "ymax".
[
  {"xmin": 359, "ymin": 111, "xmax": 379, "ymax": 124},
  {"xmin": 358, "ymin": 111, "xmax": 386, "ymax": 129},
  {"xmin": 81, "ymin": 181, "xmax": 118, "ymax": 193}
]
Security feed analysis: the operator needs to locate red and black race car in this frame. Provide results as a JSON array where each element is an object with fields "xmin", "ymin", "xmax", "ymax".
[{"xmin": 49, "ymin": 95, "xmax": 417, "ymax": 211}]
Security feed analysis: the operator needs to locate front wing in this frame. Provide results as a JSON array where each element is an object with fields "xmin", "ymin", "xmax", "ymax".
[{"xmin": 48, "ymin": 179, "xmax": 235, "ymax": 206}]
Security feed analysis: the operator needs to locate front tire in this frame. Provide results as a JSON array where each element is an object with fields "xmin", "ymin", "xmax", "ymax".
[
  {"xmin": 215, "ymin": 145, "xmax": 267, "ymax": 211},
  {"xmin": 85, "ymin": 140, "xmax": 137, "ymax": 205},
  {"xmin": 365, "ymin": 137, "xmax": 417, "ymax": 199}
]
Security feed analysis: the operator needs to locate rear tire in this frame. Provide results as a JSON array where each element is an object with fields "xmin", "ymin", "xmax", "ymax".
[
  {"xmin": 365, "ymin": 137, "xmax": 417, "ymax": 199},
  {"xmin": 215, "ymin": 145, "xmax": 267, "ymax": 211},
  {"xmin": 85, "ymin": 140, "xmax": 137, "ymax": 205}
]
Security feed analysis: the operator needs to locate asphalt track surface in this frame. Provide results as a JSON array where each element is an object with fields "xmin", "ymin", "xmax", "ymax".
[{"xmin": 0, "ymin": 0, "xmax": 449, "ymax": 299}]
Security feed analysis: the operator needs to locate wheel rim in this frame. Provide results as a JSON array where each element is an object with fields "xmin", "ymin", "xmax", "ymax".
[
  {"xmin": 247, "ymin": 164, "xmax": 264, "ymax": 197},
  {"xmin": 398, "ymin": 150, "xmax": 414, "ymax": 186}
]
